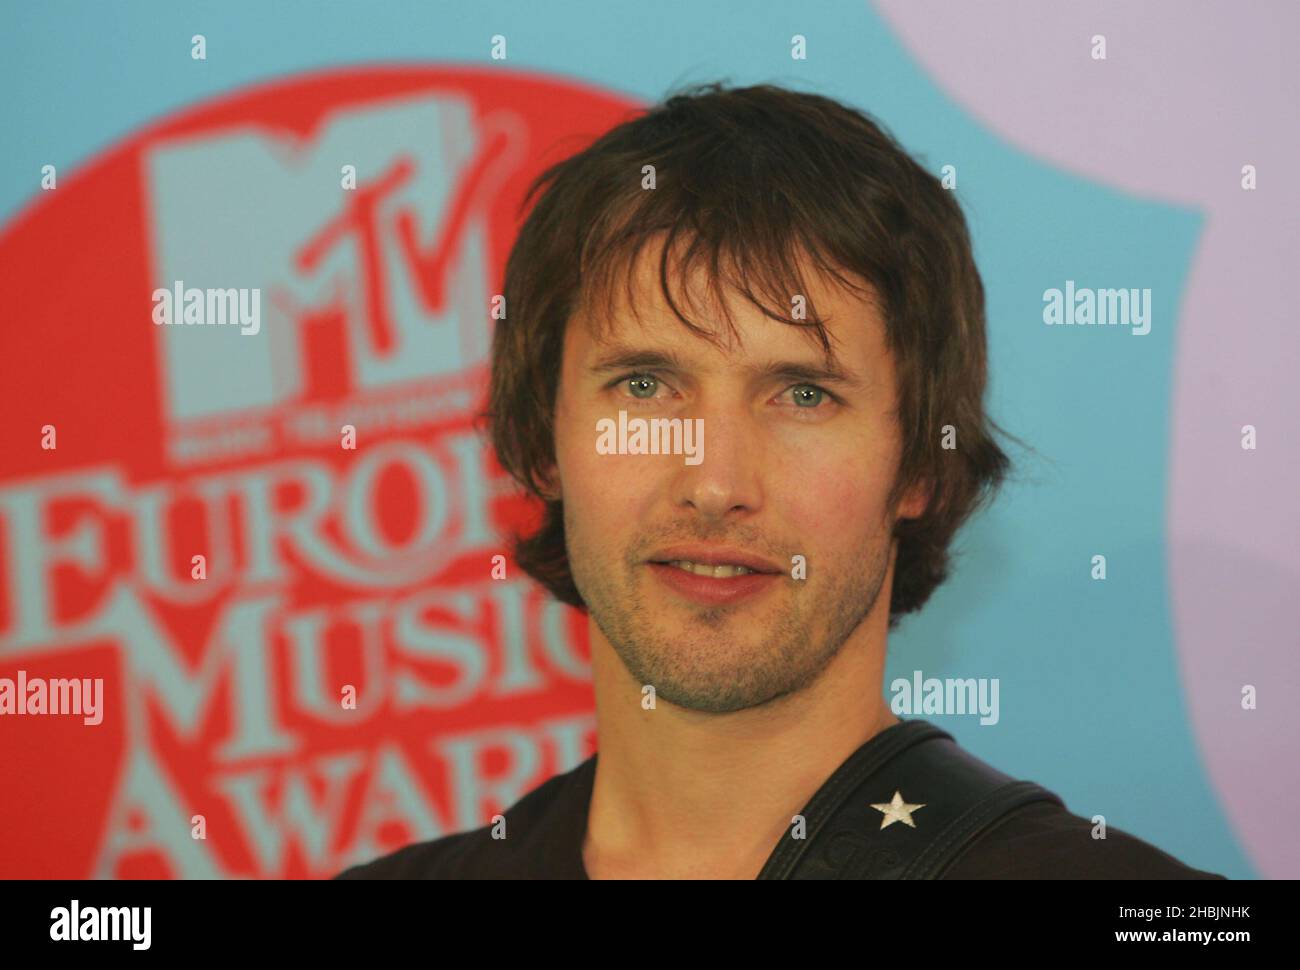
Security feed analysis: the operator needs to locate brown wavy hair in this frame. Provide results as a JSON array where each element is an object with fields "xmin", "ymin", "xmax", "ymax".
[{"xmin": 480, "ymin": 81, "xmax": 1027, "ymax": 630}]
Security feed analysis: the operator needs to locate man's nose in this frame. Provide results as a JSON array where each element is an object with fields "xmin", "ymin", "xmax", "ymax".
[{"xmin": 669, "ymin": 403, "xmax": 764, "ymax": 521}]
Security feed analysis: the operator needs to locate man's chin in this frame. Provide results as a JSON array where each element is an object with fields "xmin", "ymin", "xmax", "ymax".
[
  {"xmin": 606, "ymin": 631, "xmax": 811, "ymax": 714},
  {"xmin": 635, "ymin": 678, "xmax": 791, "ymax": 715}
]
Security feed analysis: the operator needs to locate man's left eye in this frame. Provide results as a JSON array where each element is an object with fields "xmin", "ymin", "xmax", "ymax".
[
  {"xmin": 785, "ymin": 382, "xmax": 826, "ymax": 403},
  {"xmin": 619, "ymin": 373, "xmax": 662, "ymax": 399},
  {"xmin": 786, "ymin": 384, "xmax": 833, "ymax": 407}
]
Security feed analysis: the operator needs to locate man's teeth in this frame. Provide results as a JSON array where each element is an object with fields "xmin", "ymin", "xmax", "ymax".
[{"xmin": 667, "ymin": 560, "xmax": 757, "ymax": 577}]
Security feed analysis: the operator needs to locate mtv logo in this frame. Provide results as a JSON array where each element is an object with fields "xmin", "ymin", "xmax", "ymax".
[{"xmin": 145, "ymin": 94, "xmax": 509, "ymax": 423}]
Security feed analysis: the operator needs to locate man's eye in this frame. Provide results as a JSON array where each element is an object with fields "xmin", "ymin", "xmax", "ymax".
[
  {"xmin": 628, "ymin": 375, "xmax": 659, "ymax": 399},
  {"xmin": 615, "ymin": 372, "xmax": 662, "ymax": 399},
  {"xmin": 785, "ymin": 383, "xmax": 835, "ymax": 408},
  {"xmin": 608, "ymin": 374, "xmax": 837, "ymax": 411}
]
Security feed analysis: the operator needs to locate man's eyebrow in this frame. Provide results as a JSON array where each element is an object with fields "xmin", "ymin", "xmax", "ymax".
[
  {"xmin": 588, "ymin": 346, "xmax": 868, "ymax": 389},
  {"xmin": 588, "ymin": 348, "xmax": 688, "ymax": 375}
]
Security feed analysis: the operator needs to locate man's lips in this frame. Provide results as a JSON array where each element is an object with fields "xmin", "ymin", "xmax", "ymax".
[
  {"xmin": 646, "ymin": 545, "xmax": 781, "ymax": 574},
  {"xmin": 646, "ymin": 560, "xmax": 783, "ymax": 606}
]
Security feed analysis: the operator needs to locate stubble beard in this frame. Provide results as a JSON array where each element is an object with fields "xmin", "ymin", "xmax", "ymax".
[{"xmin": 564, "ymin": 509, "xmax": 894, "ymax": 715}]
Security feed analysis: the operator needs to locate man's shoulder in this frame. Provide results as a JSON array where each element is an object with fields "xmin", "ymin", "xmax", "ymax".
[
  {"xmin": 941, "ymin": 797, "xmax": 1227, "ymax": 880},
  {"xmin": 332, "ymin": 758, "xmax": 592, "ymax": 880}
]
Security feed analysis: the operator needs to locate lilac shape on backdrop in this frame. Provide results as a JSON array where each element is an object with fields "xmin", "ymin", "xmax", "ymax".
[{"xmin": 873, "ymin": 0, "xmax": 1300, "ymax": 877}]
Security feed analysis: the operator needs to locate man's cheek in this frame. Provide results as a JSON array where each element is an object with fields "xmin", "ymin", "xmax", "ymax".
[
  {"xmin": 790, "ymin": 473, "xmax": 863, "ymax": 517},
  {"xmin": 787, "ymin": 475, "xmax": 874, "ymax": 540},
  {"xmin": 569, "ymin": 452, "xmax": 637, "ymax": 518}
]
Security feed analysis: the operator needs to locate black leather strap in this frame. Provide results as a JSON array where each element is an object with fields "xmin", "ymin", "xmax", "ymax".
[{"xmin": 757, "ymin": 719, "xmax": 1064, "ymax": 879}]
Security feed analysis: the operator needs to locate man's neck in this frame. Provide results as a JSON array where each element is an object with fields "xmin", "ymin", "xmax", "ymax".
[{"xmin": 580, "ymin": 628, "xmax": 898, "ymax": 880}]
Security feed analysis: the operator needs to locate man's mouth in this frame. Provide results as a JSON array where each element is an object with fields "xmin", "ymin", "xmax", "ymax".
[
  {"xmin": 644, "ymin": 548, "xmax": 783, "ymax": 606},
  {"xmin": 658, "ymin": 560, "xmax": 760, "ymax": 578},
  {"xmin": 646, "ymin": 545, "xmax": 781, "ymax": 576}
]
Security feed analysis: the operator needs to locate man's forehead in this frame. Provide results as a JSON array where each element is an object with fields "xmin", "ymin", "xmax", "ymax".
[
  {"xmin": 573, "ymin": 278, "xmax": 883, "ymax": 372},
  {"xmin": 565, "ymin": 231, "xmax": 886, "ymax": 372}
]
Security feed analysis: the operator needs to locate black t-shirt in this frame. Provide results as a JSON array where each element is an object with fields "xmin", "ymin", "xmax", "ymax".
[{"xmin": 335, "ymin": 725, "xmax": 1227, "ymax": 880}]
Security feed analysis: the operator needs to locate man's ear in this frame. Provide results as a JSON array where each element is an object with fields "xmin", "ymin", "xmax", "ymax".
[
  {"xmin": 537, "ymin": 462, "xmax": 562, "ymax": 502},
  {"xmin": 896, "ymin": 477, "xmax": 931, "ymax": 521}
]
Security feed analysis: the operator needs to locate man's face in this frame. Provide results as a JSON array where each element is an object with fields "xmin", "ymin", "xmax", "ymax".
[{"xmin": 549, "ymin": 243, "xmax": 925, "ymax": 714}]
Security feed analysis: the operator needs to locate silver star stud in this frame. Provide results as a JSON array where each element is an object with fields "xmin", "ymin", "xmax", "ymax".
[{"xmin": 870, "ymin": 791, "xmax": 926, "ymax": 829}]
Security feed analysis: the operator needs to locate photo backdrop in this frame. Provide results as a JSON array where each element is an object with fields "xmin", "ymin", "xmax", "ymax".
[{"xmin": 2, "ymin": 0, "xmax": 1294, "ymax": 880}]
